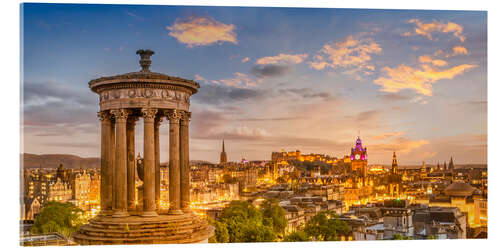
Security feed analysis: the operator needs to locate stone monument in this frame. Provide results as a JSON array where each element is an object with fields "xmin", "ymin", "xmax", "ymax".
[{"xmin": 72, "ymin": 49, "xmax": 213, "ymax": 245}]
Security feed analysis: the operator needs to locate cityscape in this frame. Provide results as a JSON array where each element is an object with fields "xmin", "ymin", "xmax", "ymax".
[{"xmin": 20, "ymin": 3, "xmax": 487, "ymax": 246}]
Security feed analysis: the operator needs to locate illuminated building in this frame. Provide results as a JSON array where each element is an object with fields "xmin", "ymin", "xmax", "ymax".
[
  {"xmin": 220, "ymin": 139, "xmax": 227, "ymax": 164},
  {"xmin": 380, "ymin": 199, "xmax": 414, "ymax": 239},
  {"xmin": 413, "ymin": 206, "xmax": 467, "ymax": 239},
  {"xmin": 21, "ymin": 197, "xmax": 41, "ymax": 221},
  {"xmin": 271, "ymin": 150, "xmax": 301, "ymax": 162},
  {"xmin": 387, "ymin": 152, "xmax": 400, "ymax": 197},
  {"xmin": 417, "ymin": 181, "xmax": 487, "ymax": 228},
  {"xmin": 474, "ymin": 199, "xmax": 487, "ymax": 227},
  {"xmin": 89, "ymin": 172, "xmax": 101, "ymax": 206},
  {"xmin": 47, "ymin": 178, "xmax": 72, "ymax": 202},
  {"xmin": 74, "ymin": 170, "xmax": 92, "ymax": 210},
  {"xmin": 350, "ymin": 137, "xmax": 367, "ymax": 177}
]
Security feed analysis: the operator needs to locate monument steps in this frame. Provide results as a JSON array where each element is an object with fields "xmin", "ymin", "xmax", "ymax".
[{"xmin": 73, "ymin": 214, "xmax": 213, "ymax": 245}]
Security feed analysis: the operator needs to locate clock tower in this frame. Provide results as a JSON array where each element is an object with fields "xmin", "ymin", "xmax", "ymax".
[{"xmin": 350, "ymin": 136, "xmax": 368, "ymax": 177}]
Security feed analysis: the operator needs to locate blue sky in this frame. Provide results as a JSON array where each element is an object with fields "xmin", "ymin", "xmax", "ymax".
[{"xmin": 21, "ymin": 3, "xmax": 487, "ymax": 164}]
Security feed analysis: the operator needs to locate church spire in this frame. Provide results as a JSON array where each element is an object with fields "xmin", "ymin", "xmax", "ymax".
[
  {"xmin": 220, "ymin": 139, "xmax": 227, "ymax": 164},
  {"xmin": 449, "ymin": 156, "xmax": 454, "ymax": 170},
  {"xmin": 392, "ymin": 151, "xmax": 398, "ymax": 174}
]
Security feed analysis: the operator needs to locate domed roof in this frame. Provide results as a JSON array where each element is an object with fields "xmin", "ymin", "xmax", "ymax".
[{"xmin": 444, "ymin": 182, "xmax": 476, "ymax": 197}]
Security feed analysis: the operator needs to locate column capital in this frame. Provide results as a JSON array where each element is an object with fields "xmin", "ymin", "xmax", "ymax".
[
  {"xmin": 165, "ymin": 109, "xmax": 181, "ymax": 124},
  {"xmin": 154, "ymin": 116, "xmax": 163, "ymax": 128},
  {"xmin": 180, "ymin": 111, "xmax": 191, "ymax": 126},
  {"xmin": 127, "ymin": 115, "xmax": 139, "ymax": 126},
  {"xmin": 97, "ymin": 111, "xmax": 112, "ymax": 122},
  {"xmin": 110, "ymin": 109, "xmax": 130, "ymax": 122},
  {"xmin": 141, "ymin": 108, "xmax": 158, "ymax": 122}
]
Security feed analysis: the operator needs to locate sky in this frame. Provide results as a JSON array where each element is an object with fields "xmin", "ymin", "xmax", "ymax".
[{"xmin": 21, "ymin": 3, "xmax": 487, "ymax": 165}]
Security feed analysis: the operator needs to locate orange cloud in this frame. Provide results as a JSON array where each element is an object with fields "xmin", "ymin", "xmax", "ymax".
[
  {"xmin": 434, "ymin": 46, "xmax": 469, "ymax": 58},
  {"xmin": 405, "ymin": 19, "xmax": 465, "ymax": 42},
  {"xmin": 196, "ymin": 72, "xmax": 260, "ymax": 88},
  {"xmin": 241, "ymin": 57, "xmax": 250, "ymax": 63},
  {"xmin": 371, "ymin": 132, "xmax": 406, "ymax": 141},
  {"xmin": 309, "ymin": 35, "xmax": 381, "ymax": 75},
  {"xmin": 217, "ymin": 72, "xmax": 259, "ymax": 88},
  {"xmin": 374, "ymin": 137, "xmax": 430, "ymax": 153},
  {"xmin": 256, "ymin": 53, "xmax": 308, "ymax": 65},
  {"xmin": 418, "ymin": 55, "xmax": 448, "ymax": 67},
  {"xmin": 167, "ymin": 16, "xmax": 237, "ymax": 47},
  {"xmin": 374, "ymin": 63, "xmax": 477, "ymax": 96},
  {"xmin": 452, "ymin": 46, "xmax": 469, "ymax": 55}
]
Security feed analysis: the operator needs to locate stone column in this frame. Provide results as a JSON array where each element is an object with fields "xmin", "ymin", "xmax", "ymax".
[
  {"xmin": 154, "ymin": 116, "xmax": 162, "ymax": 211},
  {"xmin": 98, "ymin": 111, "xmax": 112, "ymax": 216},
  {"xmin": 126, "ymin": 116, "xmax": 138, "ymax": 211},
  {"xmin": 166, "ymin": 109, "xmax": 183, "ymax": 215},
  {"xmin": 141, "ymin": 108, "xmax": 158, "ymax": 217},
  {"xmin": 110, "ymin": 119, "xmax": 116, "ymax": 210},
  {"xmin": 180, "ymin": 111, "xmax": 191, "ymax": 212},
  {"xmin": 111, "ymin": 109, "xmax": 129, "ymax": 217}
]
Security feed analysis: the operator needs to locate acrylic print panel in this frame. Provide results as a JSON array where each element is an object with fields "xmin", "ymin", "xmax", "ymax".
[{"xmin": 20, "ymin": 2, "xmax": 487, "ymax": 246}]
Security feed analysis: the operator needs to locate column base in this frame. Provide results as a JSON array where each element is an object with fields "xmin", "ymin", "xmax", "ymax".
[
  {"xmin": 128, "ymin": 210, "xmax": 141, "ymax": 216},
  {"xmin": 98, "ymin": 209, "xmax": 114, "ymax": 217},
  {"xmin": 168, "ymin": 209, "xmax": 184, "ymax": 215},
  {"xmin": 141, "ymin": 210, "xmax": 159, "ymax": 217},
  {"xmin": 181, "ymin": 208, "xmax": 192, "ymax": 213},
  {"xmin": 127, "ymin": 205, "xmax": 136, "ymax": 212},
  {"xmin": 111, "ymin": 210, "xmax": 129, "ymax": 218}
]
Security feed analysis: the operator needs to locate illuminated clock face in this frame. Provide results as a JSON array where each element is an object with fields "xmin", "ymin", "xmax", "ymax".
[{"xmin": 355, "ymin": 154, "xmax": 360, "ymax": 160}]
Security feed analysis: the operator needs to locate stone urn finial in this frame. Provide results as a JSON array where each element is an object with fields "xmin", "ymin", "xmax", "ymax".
[{"xmin": 136, "ymin": 49, "xmax": 155, "ymax": 72}]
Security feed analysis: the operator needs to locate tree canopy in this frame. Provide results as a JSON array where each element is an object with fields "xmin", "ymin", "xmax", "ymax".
[
  {"xmin": 303, "ymin": 210, "xmax": 351, "ymax": 241},
  {"xmin": 261, "ymin": 199, "xmax": 288, "ymax": 238},
  {"xmin": 211, "ymin": 200, "xmax": 287, "ymax": 243},
  {"xmin": 30, "ymin": 201, "xmax": 84, "ymax": 238},
  {"xmin": 391, "ymin": 234, "xmax": 413, "ymax": 240},
  {"xmin": 283, "ymin": 231, "xmax": 309, "ymax": 242}
]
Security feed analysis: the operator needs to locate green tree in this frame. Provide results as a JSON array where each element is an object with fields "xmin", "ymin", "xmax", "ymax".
[
  {"xmin": 303, "ymin": 211, "xmax": 351, "ymax": 241},
  {"xmin": 391, "ymin": 234, "xmax": 413, "ymax": 240},
  {"xmin": 261, "ymin": 199, "xmax": 288, "ymax": 238},
  {"xmin": 30, "ymin": 201, "xmax": 84, "ymax": 238},
  {"xmin": 284, "ymin": 231, "xmax": 309, "ymax": 242},
  {"xmin": 211, "ymin": 221, "xmax": 229, "ymax": 243},
  {"xmin": 215, "ymin": 200, "xmax": 276, "ymax": 242}
]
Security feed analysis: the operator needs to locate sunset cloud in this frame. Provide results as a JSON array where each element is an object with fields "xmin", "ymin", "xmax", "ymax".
[
  {"xmin": 374, "ymin": 137, "xmax": 430, "ymax": 153},
  {"xmin": 452, "ymin": 45, "xmax": 469, "ymax": 55},
  {"xmin": 371, "ymin": 132, "xmax": 407, "ymax": 141},
  {"xmin": 256, "ymin": 53, "xmax": 308, "ymax": 65},
  {"xmin": 434, "ymin": 46, "xmax": 469, "ymax": 58},
  {"xmin": 241, "ymin": 57, "xmax": 250, "ymax": 63},
  {"xmin": 404, "ymin": 19, "xmax": 466, "ymax": 42},
  {"xmin": 214, "ymin": 72, "xmax": 260, "ymax": 88},
  {"xmin": 167, "ymin": 16, "xmax": 237, "ymax": 47},
  {"xmin": 374, "ymin": 63, "xmax": 477, "ymax": 96},
  {"xmin": 418, "ymin": 55, "xmax": 448, "ymax": 67},
  {"xmin": 309, "ymin": 35, "xmax": 381, "ymax": 76}
]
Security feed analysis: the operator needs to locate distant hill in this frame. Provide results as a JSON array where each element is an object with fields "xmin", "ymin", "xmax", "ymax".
[
  {"xmin": 396, "ymin": 164, "xmax": 487, "ymax": 169},
  {"xmin": 21, "ymin": 153, "xmax": 215, "ymax": 169},
  {"xmin": 21, "ymin": 153, "xmax": 101, "ymax": 169}
]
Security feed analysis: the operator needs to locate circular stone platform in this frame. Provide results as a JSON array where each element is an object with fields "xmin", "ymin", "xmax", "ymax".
[{"xmin": 72, "ymin": 213, "xmax": 213, "ymax": 245}]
